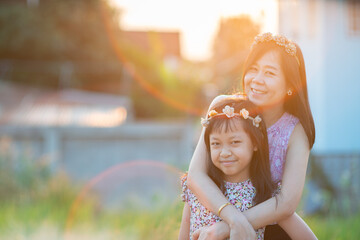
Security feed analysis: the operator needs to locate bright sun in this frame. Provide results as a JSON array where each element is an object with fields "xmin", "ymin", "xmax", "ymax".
[{"xmin": 109, "ymin": 0, "xmax": 278, "ymax": 61}]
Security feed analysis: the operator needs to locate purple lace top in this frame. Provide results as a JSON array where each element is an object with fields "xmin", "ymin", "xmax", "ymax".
[{"xmin": 267, "ymin": 112, "xmax": 299, "ymax": 183}]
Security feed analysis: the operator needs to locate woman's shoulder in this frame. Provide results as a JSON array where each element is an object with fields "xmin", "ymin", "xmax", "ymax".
[
  {"xmin": 267, "ymin": 112, "xmax": 299, "ymax": 136},
  {"xmin": 280, "ymin": 112, "xmax": 299, "ymax": 127},
  {"xmin": 289, "ymin": 121, "xmax": 310, "ymax": 149}
]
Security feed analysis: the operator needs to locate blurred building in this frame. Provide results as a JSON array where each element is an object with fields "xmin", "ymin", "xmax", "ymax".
[
  {"xmin": 278, "ymin": 0, "xmax": 360, "ymax": 153},
  {"xmin": 0, "ymin": 80, "xmax": 192, "ymax": 183},
  {"xmin": 278, "ymin": 0, "xmax": 360, "ymax": 214}
]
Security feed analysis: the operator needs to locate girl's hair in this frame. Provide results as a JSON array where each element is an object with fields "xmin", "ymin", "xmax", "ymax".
[
  {"xmin": 242, "ymin": 40, "xmax": 315, "ymax": 148},
  {"xmin": 204, "ymin": 98, "xmax": 276, "ymax": 204}
]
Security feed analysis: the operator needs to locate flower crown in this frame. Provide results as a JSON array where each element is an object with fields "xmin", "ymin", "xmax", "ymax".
[
  {"xmin": 201, "ymin": 105, "xmax": 262, "ymax": 128},
  {"xmin": 252, "ymin": 32, "xmax": 300, "ymax": 66}
]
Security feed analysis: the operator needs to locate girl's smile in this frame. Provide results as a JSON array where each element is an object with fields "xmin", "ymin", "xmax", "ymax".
[{"xmin": 209, "ymin": 120, "xmax": 256, "ymax": 183}]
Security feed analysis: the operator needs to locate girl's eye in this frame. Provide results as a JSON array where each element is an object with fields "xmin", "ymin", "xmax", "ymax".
[
  {"xmin": 211, "ymin": 142, "xmax": 219, "ymax": 146},
  {"xmin": 265, "ymin": 71, "xmax": 275, "ymax": 76},
  {"xmin": 232, "ymin": 140, "xmax": 241, "ymax": 144}
]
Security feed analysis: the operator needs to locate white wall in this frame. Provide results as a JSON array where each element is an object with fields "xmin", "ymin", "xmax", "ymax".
[{"xmin": 279, "ymin": 0, "xmax": 360, "ymax": 153}]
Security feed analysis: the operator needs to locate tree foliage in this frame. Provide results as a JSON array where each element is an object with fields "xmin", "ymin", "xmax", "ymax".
[
  {"xmin": 0, "ymin": 0, "xmax": 122, "ymax": 89},
  {"xmin": 0, "ymin": 0, "xmax": 119, "ymax": 62},
  {"xmin": 211, "ymin": 15, "xmax": 260, "ymax": 92},
  {"xmin": 0, "ymin": 1, "xmax": 204, "ymax": 119}
]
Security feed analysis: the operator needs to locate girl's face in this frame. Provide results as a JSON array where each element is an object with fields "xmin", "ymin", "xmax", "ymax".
[
  {"xmin": 209, "ymin": 120, "xmax": 255, "ymax": 183},
  {"xmin": 244, "ymin": 50, "xmax": 287, "ymax": 110}
]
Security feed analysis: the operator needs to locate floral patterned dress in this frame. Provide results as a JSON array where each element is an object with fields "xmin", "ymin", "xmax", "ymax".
[{"xmin": 181, "ymin": 173, "xmax": 265, "ymax": 240}]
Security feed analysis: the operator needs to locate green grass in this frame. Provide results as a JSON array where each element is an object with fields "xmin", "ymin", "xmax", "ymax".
[
  {"xmin": 305, "ymin": 213, "xmax": 360, "ymax": 240},
  {"xmin": 1, "ymin": 196, "xmax": 360, "ymax": 239},
  {"xmin": 1, "ymin": 140, "xmax": 359, "ymax": 239}
]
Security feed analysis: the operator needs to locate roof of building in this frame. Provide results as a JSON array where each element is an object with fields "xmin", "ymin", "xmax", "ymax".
[
  {"xmin": 0, "ymin": 82, "xmax": 131, "ymax": 127},
  {"xmin": 121, "ymin": 30, "xmax": 181, "ymax": 59}
]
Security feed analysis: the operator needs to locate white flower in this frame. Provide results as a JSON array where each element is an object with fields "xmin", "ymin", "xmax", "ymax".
[
  {"xmin": 222, "ymin": 105, "xmax": 235, "ymax": 118},
  {"xmin": 201, "ymin": 117, "xmax": 210, "ymax": 127},
  {"xmin": 253, "ymin": 116, "xmax": 262, "ymax": 127},
  {"xmin": 240, "ymin": 108, "xmax": 249, "ymax": 119}
]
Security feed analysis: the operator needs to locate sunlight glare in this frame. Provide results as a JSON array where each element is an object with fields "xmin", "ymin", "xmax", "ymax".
[{"xmin": 110, "ymin": 0, "xmax": 278, "ymax": 61}]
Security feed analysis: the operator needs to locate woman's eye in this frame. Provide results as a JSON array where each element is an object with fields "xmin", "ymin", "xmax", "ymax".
[
  {"xmin": 265, "ymin": 71, "xmax": 275, "ymax": 76},
  {"xmin": 211, "ymin": 142, "xmax": 219, "ymax": 146},
  {"xmin": 249, "ymin": 66, "xmax": 257, "ymax": 72},
  {"xmin": 232, "ymin": 140, "xmax": 241, "ymax": 144}
]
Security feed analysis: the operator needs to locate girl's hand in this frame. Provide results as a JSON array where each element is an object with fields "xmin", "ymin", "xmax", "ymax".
[{"xmin": 192, "ymin": 221, "xmax": 230, "ymax": 240}]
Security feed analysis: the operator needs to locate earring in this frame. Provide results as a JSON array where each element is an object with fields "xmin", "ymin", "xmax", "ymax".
[{"xmin": 287, "ymin": 89, "xmax": 292, "ymax": 96}]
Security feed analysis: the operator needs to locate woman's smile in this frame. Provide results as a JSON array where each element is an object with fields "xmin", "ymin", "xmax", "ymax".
[{"xmin": 244, "ymin": 50, "xmax": 287, "ymax": 109}]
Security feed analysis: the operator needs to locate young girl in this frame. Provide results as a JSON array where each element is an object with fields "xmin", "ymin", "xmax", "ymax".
[
  {"xmin": 186, "ymin": 32, "xmax": 317, "ymax": 240},
  {"xmin": 179, "ymin": 97, "xmax": 276, "ymax": 240}
]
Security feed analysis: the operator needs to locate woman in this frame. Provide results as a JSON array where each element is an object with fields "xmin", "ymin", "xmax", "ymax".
[{"xmin": 186, "ymin": 33, "xmax": 316, "ymax": 239}]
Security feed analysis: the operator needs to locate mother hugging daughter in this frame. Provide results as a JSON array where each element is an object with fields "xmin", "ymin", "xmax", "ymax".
[{"xmin": 179, "ymin": 33, "xmax": 317, "ymax": 240}]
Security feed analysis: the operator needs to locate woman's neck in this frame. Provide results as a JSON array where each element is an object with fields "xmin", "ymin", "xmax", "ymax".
[{"xmin": 261, "ymin": 104, "xmax": 285, "ymax": 128}]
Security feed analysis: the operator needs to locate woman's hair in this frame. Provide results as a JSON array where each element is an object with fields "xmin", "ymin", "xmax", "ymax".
[
  {"xmin": 204, "ymin": 97, "xmax": 276, "ymax": 204},
  {"xmin": 242, "ymin": 38, "xmax": 315, "ymax": 148}
]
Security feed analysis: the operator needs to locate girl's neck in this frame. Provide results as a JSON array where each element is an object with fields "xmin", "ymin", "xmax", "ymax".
[
  {"xmin": 261, "ymin": 104, "xmax": 285, "ymax": 128},
  {"xmin": 223, "ymin": 172, "xmax": 250, "ymax": 183}
]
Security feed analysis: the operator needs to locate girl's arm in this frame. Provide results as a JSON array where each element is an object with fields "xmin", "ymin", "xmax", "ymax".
[
  {"xmin": 178, "ymin": 203, "xmax": 191, "ymax": 240},
  {"xmin": 278, "ymin": 213, "xmax": 317, "ymax": 240},
  {"xmin": 188, "ymin": 121, "xmax": 311, "ymax": 230}
]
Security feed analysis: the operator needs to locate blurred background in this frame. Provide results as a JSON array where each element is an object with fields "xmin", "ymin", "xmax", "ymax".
[{"xmin": 0, "ymin": 0, "xmax": 359, "ymax": 239}]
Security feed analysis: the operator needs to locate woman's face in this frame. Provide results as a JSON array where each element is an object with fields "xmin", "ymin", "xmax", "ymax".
[{"xmin": 244, "ymin": 50, "xmax": 287, "ymax": 109}]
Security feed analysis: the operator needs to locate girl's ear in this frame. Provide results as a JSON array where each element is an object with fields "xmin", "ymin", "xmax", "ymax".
[{"xmin": 254, "ymin": 146, "xmax": 258, "ymax": 151}]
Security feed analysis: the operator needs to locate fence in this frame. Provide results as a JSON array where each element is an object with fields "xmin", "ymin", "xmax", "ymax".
[{"xmin": 305, "ymin": 153, "xmax": 360, "ymax": 215}]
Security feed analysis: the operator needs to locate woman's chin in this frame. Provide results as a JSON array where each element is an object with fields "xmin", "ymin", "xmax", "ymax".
[{"xmin": 248, "ymin": 94, "xmax": 266, "ymax": 107}]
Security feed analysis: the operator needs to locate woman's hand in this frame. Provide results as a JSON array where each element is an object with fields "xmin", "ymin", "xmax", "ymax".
[
  {"xmin": 208, "ymin": 94, "xmax": 246, "ymax": 112},
  {"xmin": 192, "ymin": 221, "xmax": 229, "ymax": 240},
  {"xmin": 228, "ymin": 215, "xmax": 256, "ymax": 240},
  {"xmin": 219, "ymin": 204, "xmax": 256, "ymax": 240},
  {"xmin": 208, "ymin": 95, "xmax": 231, "ymax": 112},
  {"xmin": 192, "ymin": 218, "xmax": 256, "ymax": 240}
]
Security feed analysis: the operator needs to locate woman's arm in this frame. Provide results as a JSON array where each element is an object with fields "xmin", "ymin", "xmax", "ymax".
[
  {"xmin": 192, "ymin": 211, "xmax": 317, "ymax": 240},
  {"xmin": 187, "ymin": 95, "xmax": 255, "ymax": 239},
  {"xmin": 188, "ymin": 121, "xmax": 311, "ymax": 231},
  {"xmin": 278, "ymin": 213, "xmax": 317, "ymax": 240},
  {"xmin": 188, "ymin": 94, "xmax": 244, "ymax": 220},
  {"xmin": 242, "ymin": 123, "xmax": 310, "ymax": 228},
  {"xmin": 178, "ymin": 203, "xmax": 191, "ymax": 240}
]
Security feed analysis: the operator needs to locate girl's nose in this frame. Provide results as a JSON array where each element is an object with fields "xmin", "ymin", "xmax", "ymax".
[{"xmin": 220, "ymin": 147, "xmax": 232, "ymax": 158}]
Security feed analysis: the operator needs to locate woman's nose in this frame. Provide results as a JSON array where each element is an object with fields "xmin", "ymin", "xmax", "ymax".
[{"xmin": 252, "ymin": 72, "xmax": 265, "ymax": 85}]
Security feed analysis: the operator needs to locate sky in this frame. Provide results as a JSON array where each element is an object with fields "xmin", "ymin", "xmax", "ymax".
[{"xmin": 110, "ymin": 0, "xmax": 278, "ymax": 61}]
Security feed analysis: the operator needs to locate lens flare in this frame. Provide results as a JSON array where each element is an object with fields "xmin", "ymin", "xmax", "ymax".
[
  {"xmin": 99, "ymin": 3, "xmax": 203, "ymax": 116},
  {"xmin": 64, "ymin": 159, "xmax": 183, "ymax": 238}
]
